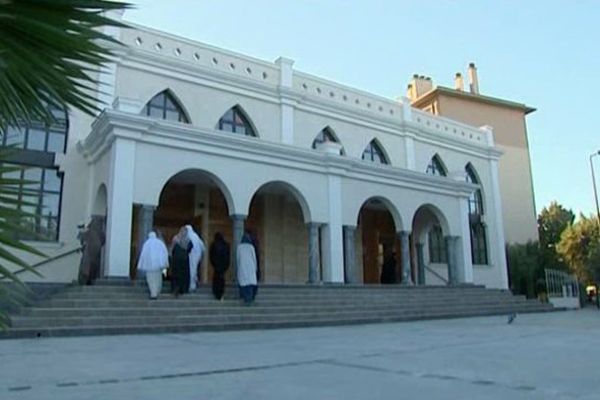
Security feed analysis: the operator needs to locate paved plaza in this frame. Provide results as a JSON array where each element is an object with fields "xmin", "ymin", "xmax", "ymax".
[{"xmin": 1, "ymin": 309, "xmax": 599, "ymax": 399}]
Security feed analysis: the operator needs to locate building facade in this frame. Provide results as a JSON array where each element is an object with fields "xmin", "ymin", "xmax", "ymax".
[
  {"xmin": 407, "ymin": 64, "xmax": 538, "ymax": 245},
  {"xmin": 6, "ymin": 18, "xmax": 510, "ymax": 289}
]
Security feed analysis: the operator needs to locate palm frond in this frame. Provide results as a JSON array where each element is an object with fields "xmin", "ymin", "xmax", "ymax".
[{"xmin": 0, "ymin": 0, "xmax": 131, "ymax": 132}]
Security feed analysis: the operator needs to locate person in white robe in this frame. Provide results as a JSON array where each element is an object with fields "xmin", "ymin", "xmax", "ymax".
[
  {"xmin": 237, "ymin": 233, "xmax": 258, "ymax": 304},
  {"xmin": 185, "ymin": 224, "xmax": 205, "ymax": 292},
  {"xmin": 137, "ymin": 231, "xmax": 169, "ymax": 299}
]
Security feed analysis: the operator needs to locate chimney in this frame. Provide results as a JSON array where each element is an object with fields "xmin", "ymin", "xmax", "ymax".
[
  {"xmin": 406, "ymin": 74, "xmax": 433, "ymax": 101},
  {"xmin": 467, "ymin": 62, "xmax": 479, "ymax": 94},
  {"xmin": 454, "ymin": 72, "xmax": 464, "ymax": 91}
]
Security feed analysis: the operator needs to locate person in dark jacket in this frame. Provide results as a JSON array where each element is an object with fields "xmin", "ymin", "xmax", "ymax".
[
  {"xmin": 171, "ymin": 227, "xmax": 192, "ymax": 297},
  {"xmin": 209, "ymin": 232, "xmax": 230, "ymax": 300},
  {"xmin": 380, "ymin": 251, "xmax": 397, "ymax": 284}
]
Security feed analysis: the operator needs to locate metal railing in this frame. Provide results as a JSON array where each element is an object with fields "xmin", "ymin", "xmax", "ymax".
[
  {"xmin": 545, "ymin": 268, "xmax": 579, "ymax": 298},
  {"xmin": 3, "ymin": 247, "xmax": 82, "ymax": 279},
  {"xmin": 424, "ymin": 265, "xmax": 449, "ymax": 284}
]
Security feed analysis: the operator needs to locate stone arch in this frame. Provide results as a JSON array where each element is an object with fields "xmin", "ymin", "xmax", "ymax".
[
  {"xmin": 355, "ymin": 196, "xmax": 405, "ymax": 284},
  {"xmin": 215, "ymin": 104, "xmax": 259, "ymax": 137},
  {"xmin": 246, "ymin": 180, "xmax": 312, "ymax": 224},
  {"xmin": 312, "ymin": 126, "xmax": 345, "ymax": 154},
  {"xmin": 92, "ymin": 184, "xmax": 108, "ymax": 216},
  {"xmin": 465, "ymin": 162, "xmax": 486, "ymax": 211},
  {"xmin": 411, "ymin": 203, "xmax": 451, "ymax": 243},
  {"xmin": 352, "ymin": 195, "xmax": 404, "ymax": 232},
  {"xmin": 426, "ymin": 153, "xmax": 448, "ymax": 176},
  {"xmin": 246, "ymin": 180, "xmax": 313, "ymax": 284},
  {"xmin": 411, "ymin": 203, "xmax": 453, "ymax": 285},
  {"xmin": 154, "ymin": 168, "xmax": 236, "ymax": 217},
  {"xmin": 361, "ymin": 138, "xmax": 391, "ymax": 165},
  {"xmin": 140, "ymin": 88, "xmax": 192, "ymax": 124}
]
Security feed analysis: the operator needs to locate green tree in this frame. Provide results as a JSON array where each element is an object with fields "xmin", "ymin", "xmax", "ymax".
[
  {"xmin": 537, "ymin": 201, "xmax": 575, "ymax": 271},
  {"xmin": 507, "ymin": 201, "xmax": 575, "ymax": 298},
  {"xmin": 506, "ymin": 241, "xmax": 539, "ymax": 298},
  {"xmin": 556, "ymin": 214, "xmax": 600, "ymax": 283},
  {"xmin": 0, "ymin": 0, "xmax": 129, "ymax": 328}
]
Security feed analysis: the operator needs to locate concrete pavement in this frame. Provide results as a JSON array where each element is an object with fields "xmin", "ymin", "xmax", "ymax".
[{"xmin": 1, "ymin": 309, "xmax": 599, "ymax": 399}]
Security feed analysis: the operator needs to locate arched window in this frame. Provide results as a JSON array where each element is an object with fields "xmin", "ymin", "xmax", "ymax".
[
  {"xmin": 465, "ymin": 164, "xmax": 488, "ymax": 264},
  {"xmin": 1, "ymin": 103, "xmax": 67, "ymax": 241},
  {"xmin": 465, "ymin": 164, "xmax": 484, "ymax": 215},
  {"xmin": 426, "ymin": 155, "xmax": 447, "ymax": 176},
  {"xmin": 312, "ymin": 127, "xmax": 337, "ymax": 149},
  {"xmin": 142, "ymin": 91, "xmax": 189, "ymax": 123},
  {"xmin": 217, "ymin": 106, "xmax": 256, "ymax": 137},
  {"xmin": 362, "ymin": 140, "xmax": 388, "ymax": 164},
  {"xmin": 428, "ymin": 224, "xmax": 447, "ymax": 263}
]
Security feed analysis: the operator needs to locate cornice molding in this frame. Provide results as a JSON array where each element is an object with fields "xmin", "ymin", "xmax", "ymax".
[{"xmin": 80, "ymin": 110, "xmax": 478, "ymax": 199}]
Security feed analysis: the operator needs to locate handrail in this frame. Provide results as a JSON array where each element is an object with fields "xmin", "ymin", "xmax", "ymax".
[
  {"xmin": 424, "ymin": 264, "xmax": 449, "ymax": 284},
  {"xmin": 4, "ymin": 246, "xmax": 82, "ymax": 278}
]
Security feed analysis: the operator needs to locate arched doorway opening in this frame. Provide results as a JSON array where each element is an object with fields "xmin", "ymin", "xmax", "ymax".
[
  {"xmin": 246, "ymin": 181, "xmax": 311, "ymax": 284},
  {"xmin": 412, "ymin": 204, "xmax": 450, "ymax": 285},
  {"xmin": 131, "ymin": 169, "xmax": 234, "ymax": 282},
  {"xmin": 356, "ymin": 198, "xmax": 400, "ymax": 284}
]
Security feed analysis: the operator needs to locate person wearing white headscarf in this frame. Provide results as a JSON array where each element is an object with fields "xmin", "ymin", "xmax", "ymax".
[
  {"xmin": 137, "ymin": 231, "xmax": 169, "ymax": 299},
  {"xmin": 185, "ymin": 225, "xmax": 205, "ymax": 291},
  {"xmin": 237, "ymin": 233, "xmax": 258, "ymax": 304}
]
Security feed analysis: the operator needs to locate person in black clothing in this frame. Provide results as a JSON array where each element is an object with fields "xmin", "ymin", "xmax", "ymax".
[
  {"xmin": 171, "ymin": 227, "xmax": 192, "ymax": 297},
  {"xmin": 209, "ymin": 232, "xmax": 230, "ymax": 300},
  {"xmin": 380, "ymin": 251, "xmax": 397, "ymax": 284}
]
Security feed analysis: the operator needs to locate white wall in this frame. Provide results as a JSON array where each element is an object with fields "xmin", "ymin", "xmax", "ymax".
[{"xmin": 35, "ymin": 23, "xmax": 509, "ymax": 288}]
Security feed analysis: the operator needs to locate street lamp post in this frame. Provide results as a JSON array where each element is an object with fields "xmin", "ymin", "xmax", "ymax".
[
  {"xmin": 590, "ymin": 150, "xmax": 600, "ymax": 309},
  {"xmin": 591, "ymin": 151, "xmax": 600, "ymax": 229}
]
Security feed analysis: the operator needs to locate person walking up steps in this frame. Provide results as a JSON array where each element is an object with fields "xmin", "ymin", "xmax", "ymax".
[
  {"xmin": 185, "ymin": 224, "xmax": 205, "ymax": 292},
  {"xmin": 209, "ymin": 232, "xmax": 230, "ymax": 301},
  {"xmin": 237, "ymin": 233, "xmax": 257, "ymax": 305},
  {"xmin": 137, "ymin": 231, "xmax": 169, "ymax": 300}
]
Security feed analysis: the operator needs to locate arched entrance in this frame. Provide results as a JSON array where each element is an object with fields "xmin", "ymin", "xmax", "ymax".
[
  {"xmin": 412, "ymin": 204, "xmax": 451, "ymax": 285},
  {"xmin": 246, "ymin": 181, "xmax": 311, "ymax": 283},
  {"xmin": 356, "ymin": 197, "xmax": 400, "ymax": 284},
  {"xmin": 131, "ymin": 169, "xmax": 234, "ymax": 282}
]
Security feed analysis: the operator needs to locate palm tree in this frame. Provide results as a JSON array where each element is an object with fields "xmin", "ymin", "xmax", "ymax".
[{"xmin": 0, "ymin": 0, "xmax": 130, "ymax": 328}]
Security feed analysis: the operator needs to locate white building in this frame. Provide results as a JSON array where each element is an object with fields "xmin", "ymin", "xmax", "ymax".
[{"xmin": 6, "ymin": 19, "xmax": 509, "ymax": 289}]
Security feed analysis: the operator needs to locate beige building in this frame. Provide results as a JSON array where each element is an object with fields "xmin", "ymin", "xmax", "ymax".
[{"xmin": 407, "ymin": 64, "xmax": 538, "ymax": 245}]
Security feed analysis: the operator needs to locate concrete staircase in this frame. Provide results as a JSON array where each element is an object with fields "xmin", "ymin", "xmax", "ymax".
[{"xmin": 1, "ymin": 280, "xmax": 555, "ymax": 339}]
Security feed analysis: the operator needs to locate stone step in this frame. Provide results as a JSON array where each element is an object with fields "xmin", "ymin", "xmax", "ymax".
[
  {"xmin": 3, "ymin": 306, "xmax": 557, "ymax": 339},
  {"xmin": 38, "ymin": 295, "xmax": 533, "ymax": 309},
  {"xmin": 10, "ymin": 303, "xmax": 551, "ymax": 329},
  {"xmin": 4, "ymin": 283, "xmax": 554, "ymax": 339},
  {"xmin": 22, "ymin": 298, "xmax": 547, "ymax": 318},
  {"xmin": 52, "ymin": 289, "xmax": 513, "ymax": 301}
]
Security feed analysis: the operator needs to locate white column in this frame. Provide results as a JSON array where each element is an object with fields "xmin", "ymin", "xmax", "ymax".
[
  {"xmin": 105, "ymin": 137, "xmax": 136, "ymax": 277},
  {"xmin": 275, "ymin": 57, "xmax": 295, "ymax": 145},
  {"xmin": 322, "ymin": 175, "xmax": 344, "ymax": 283},
  {"xmin": 457, "ymin": 199, "xmax": 474, "ymax": 284},
  {"xmin": 489, "ymin": 157, "xmax": 508, "ymax": 288}
]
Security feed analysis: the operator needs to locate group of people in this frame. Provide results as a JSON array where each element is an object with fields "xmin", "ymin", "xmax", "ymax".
[{"xmin": 136, "ymin": 225, "xmax": 260, "ymax": 304}]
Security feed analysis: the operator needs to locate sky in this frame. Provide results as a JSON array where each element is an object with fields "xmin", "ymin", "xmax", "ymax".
[{"xmin": 124, "ymin": 0, "xmax": 600, "ymax": 218}]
